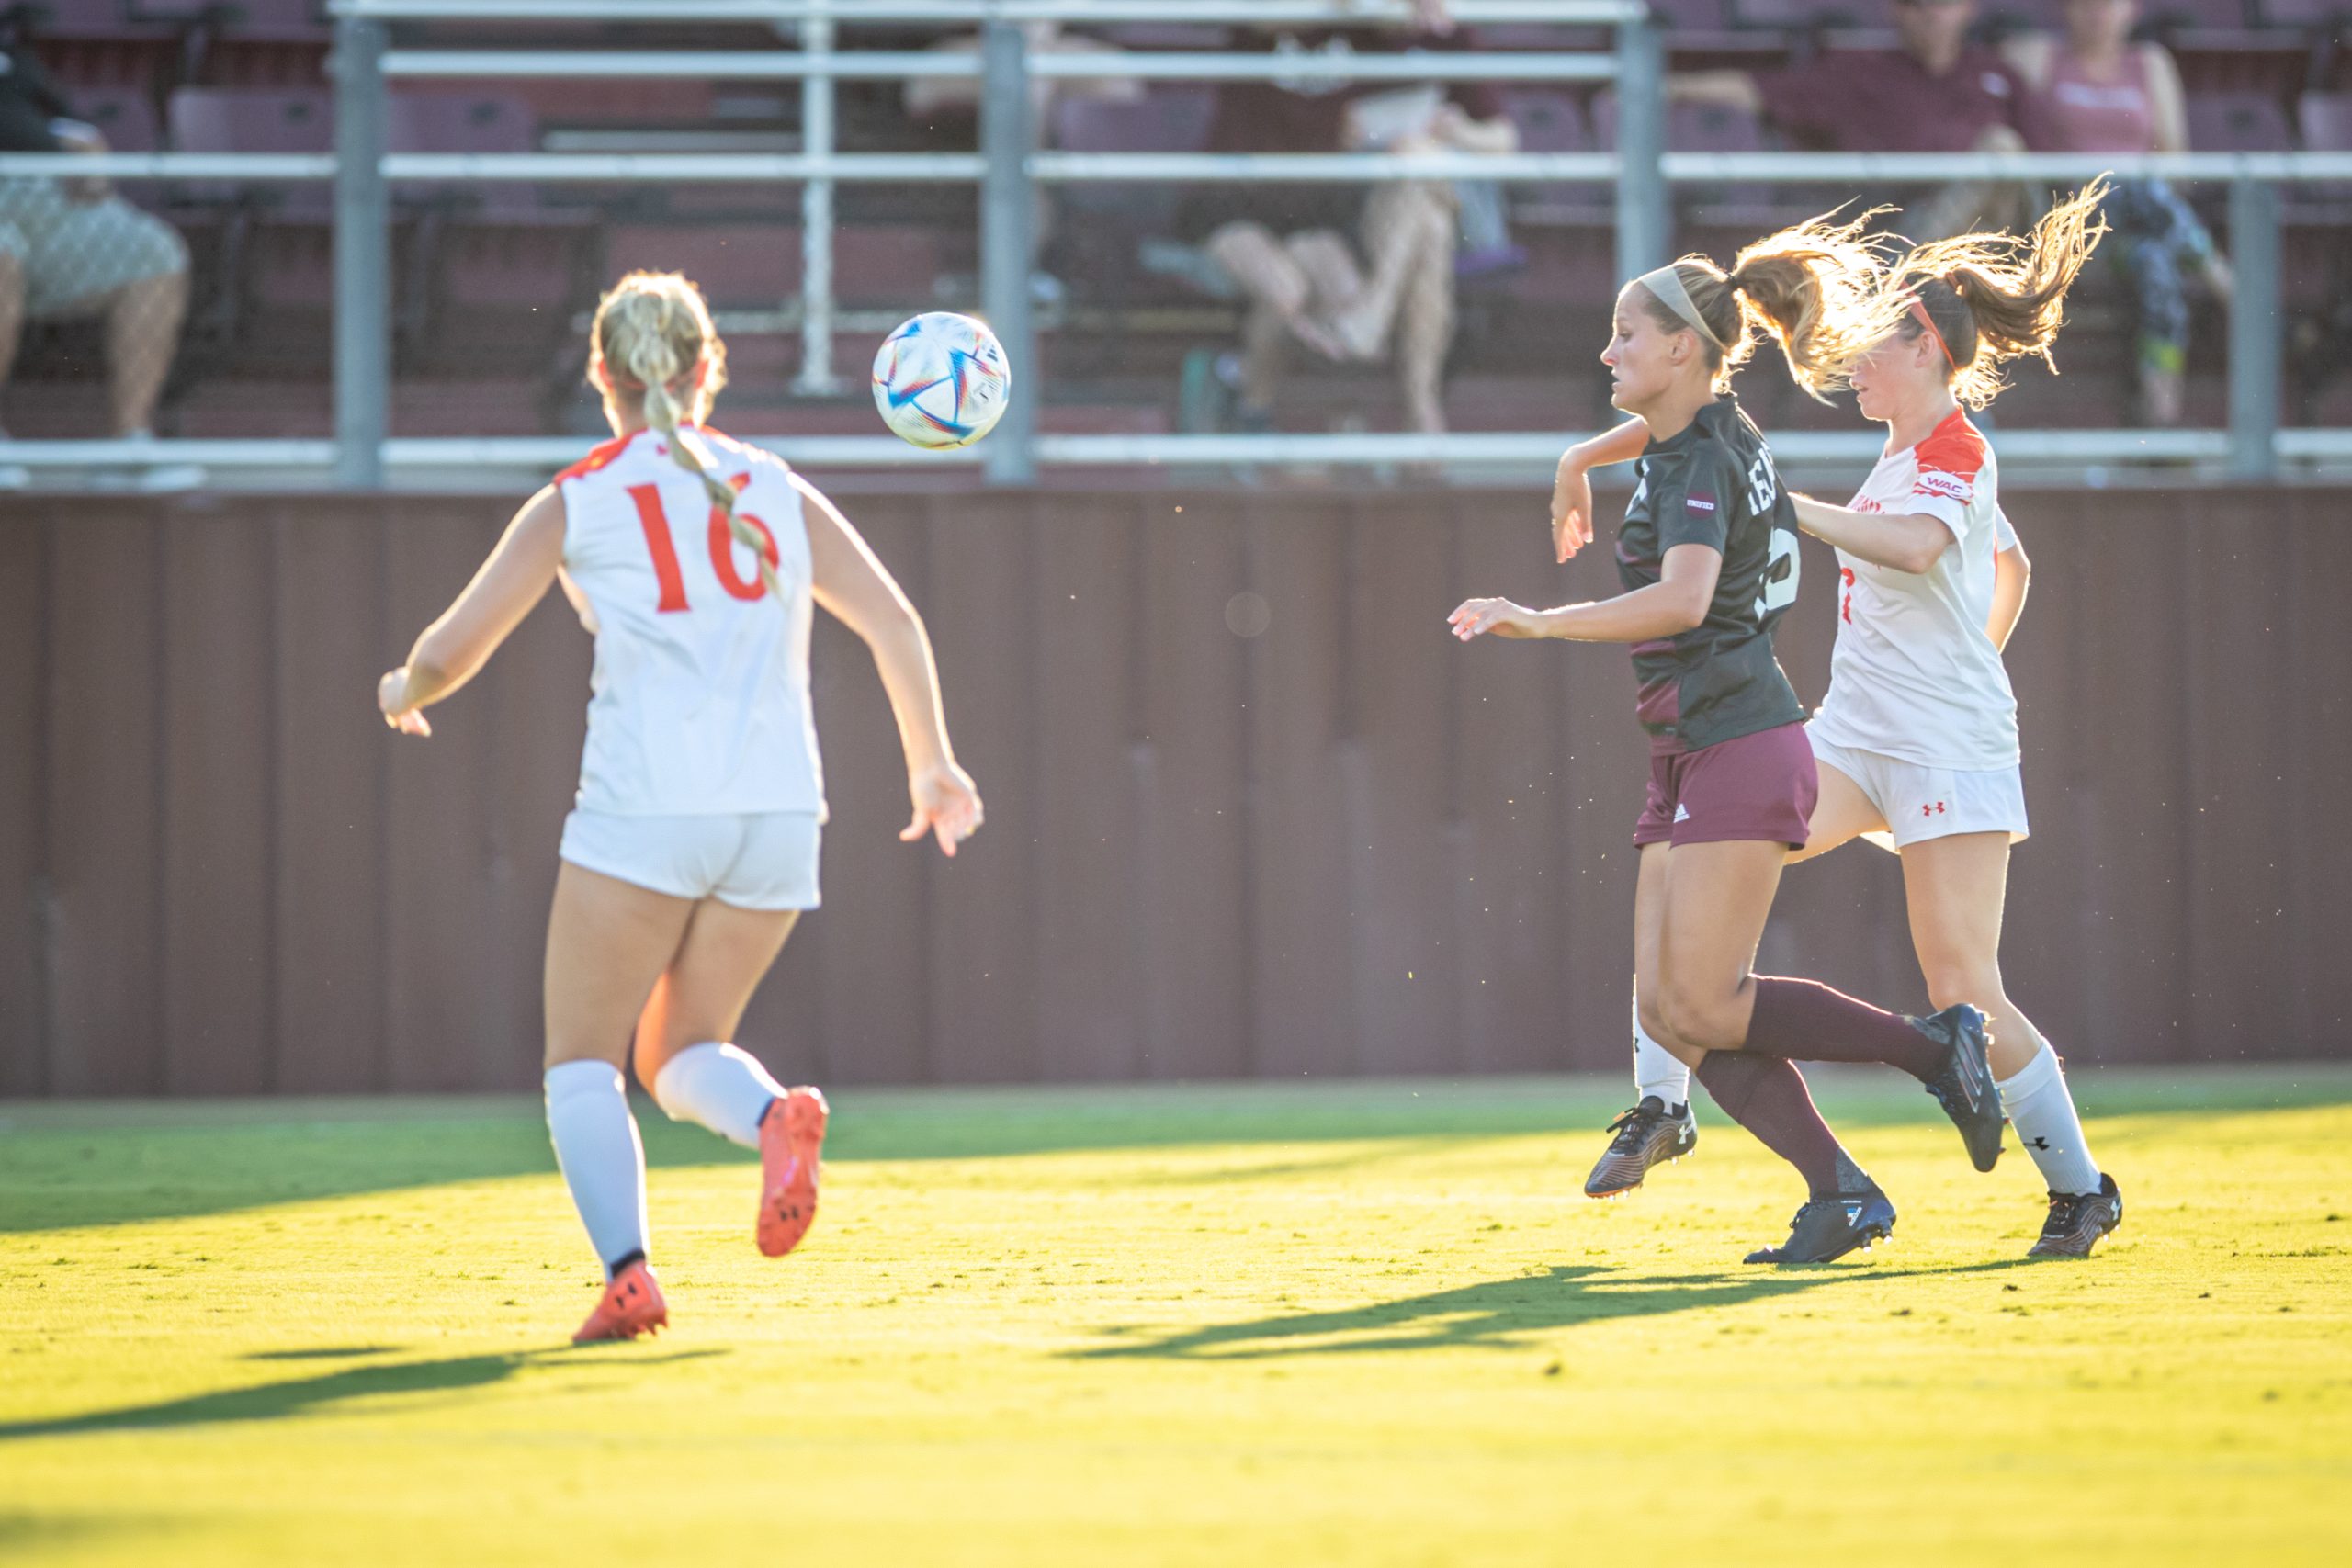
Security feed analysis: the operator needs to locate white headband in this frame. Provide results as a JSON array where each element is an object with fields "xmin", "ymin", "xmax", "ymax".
[{"xmin": 1637, "ymin": 265, "xmax": 1730, "ymax": 352}]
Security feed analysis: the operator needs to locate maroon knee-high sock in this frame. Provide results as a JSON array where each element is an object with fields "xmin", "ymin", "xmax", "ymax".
[
  {"xmin": 1694, "ymin": 1052, "xmax": 1850, "ymax": 1199},
  {"xmin": 1743, "ymin": 976, "xmax": 1944, "ymax": 1081}
]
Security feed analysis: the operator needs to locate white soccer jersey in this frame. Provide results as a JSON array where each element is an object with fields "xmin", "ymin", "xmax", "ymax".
[
  {"xmin": 554, "ymin": 425, "xmax": 825, "ymax": 818},
  {"xmin": 1807, "ymin": 410, "xmax": 2019, "ymax": 770}
]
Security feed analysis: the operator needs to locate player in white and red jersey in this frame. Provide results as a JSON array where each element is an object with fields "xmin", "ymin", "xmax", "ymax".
[
  {"xmin": 1592, "ymin": 185, "xmax": 2125, "ymax": 1258},
  {"xmin": 377, "ymin": 273, "xmax": 982, "ymax": 1340}
]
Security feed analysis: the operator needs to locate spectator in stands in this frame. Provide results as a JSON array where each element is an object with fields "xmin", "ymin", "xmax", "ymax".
[
  {"xmin": 2010, "ymin": 0, "xmax": 2230, "ymax": 425},
  {"xmin": 1671, "ymin": 0, "xmax": 2030, "ymax": 239},
  {"xmin": 0, "ymin": 44, "xmax": 190, "ymax": 473},
  {"xmin": 1180, "ymin": 5, "xmax": 1517, "ymax": 435}
]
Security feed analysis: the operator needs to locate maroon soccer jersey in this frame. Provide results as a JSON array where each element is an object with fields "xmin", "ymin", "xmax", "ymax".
[{"xmin": 1614, "ymin": 397, "xmax": 1805, "ymax": 754}]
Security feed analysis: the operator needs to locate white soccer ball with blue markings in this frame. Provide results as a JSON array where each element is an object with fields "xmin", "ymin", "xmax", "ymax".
[{"xmin": 871, "ymin": 311, "xmax": 1012, "ymax": 450}]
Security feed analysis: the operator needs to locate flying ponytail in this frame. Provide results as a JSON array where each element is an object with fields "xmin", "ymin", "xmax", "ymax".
[
  {"xmin": 1885, "ymin": 178, "xmax": 2111, "ymax": 408},
  {"xmin": 1632, "ymin": 211, "xmax": 1902, "ymax": 401}
]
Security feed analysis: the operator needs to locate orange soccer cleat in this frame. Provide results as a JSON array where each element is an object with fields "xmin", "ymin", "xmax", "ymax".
[
  {"xmin": 572, "ymin": 1259, "xmax": 668, "ymax": 1344},
  {"xmin": 756, "ymin": 1086, "xmax": 829, "ymax": 1258}
]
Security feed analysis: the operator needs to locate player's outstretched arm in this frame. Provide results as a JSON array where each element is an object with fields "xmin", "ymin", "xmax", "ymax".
[
  {"xmin": 1988, "ymin": 539, "xmax": 2031, "ymax": 651},
  {"xmin": 1550, "ymin": 418, "xmax": 1648, "ymax": 563},
  {"xmin": 1450, "ymin": 543, "xmax": 1721, "ymax": 645},
  {"xmin": 1789, "ymin": 492, "xmax": 1953, "ymax": 576},
  {"xmin": 377, "ymin": 485, "xmax": 564, "ymax": 736},
  {"xmin": 796, "ymin": 475, "xmax": 982, "ymax": 857}
]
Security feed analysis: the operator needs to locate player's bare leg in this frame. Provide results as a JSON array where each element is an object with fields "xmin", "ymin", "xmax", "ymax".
[
  {"xmin": 1663, "ymin": 834, "xmax": 2004, "ymax": 1170},
  {"xmin": 1589, "ymin": 844, "xmax": 1703, "ymax": 1198},
  {"xmin": 1784, "ymin": 758, "xmax": 1886, "ymax": 868},
  {"xmin": 1901, "ymin": 831, "xmax": 2120, "ymax": 1255},
  {"xmin": 1624, "ymin": 840, "xmax": 1889, "ymax": 1259},
  {"xmin": 1607, "ymin": 766, "xmax": 1891, "ymax": 1197},
  {"xmin": 543, "ymin": 863, "xmax": 698, "ymax": 1341},
  {"xmin": 632, "ymin": 900, "xmax": 830, "ymax": 1258}
]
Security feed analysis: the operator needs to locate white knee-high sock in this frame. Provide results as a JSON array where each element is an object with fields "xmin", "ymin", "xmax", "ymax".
[
  {"xmin": 1996, "ymin": 1042, "xmax": 2102, "ymax": 1197},
  {"xmin": 651, "ymin": 1042, "xmax": 786, "ymax": 1150},
  {"xmin": 545, "ymin": 1060, "xmax": 650, "ymax": 1277},
  {"xmin": 1633, "ymin": 996, "xmax": 1692, "ymax": 1114}
]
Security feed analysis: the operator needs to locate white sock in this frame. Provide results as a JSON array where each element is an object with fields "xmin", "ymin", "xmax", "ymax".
[
  {"xmin": 1633, "ymin": 999, "xmax": 1692, "ymax": 1115},
  {"xmin": 651, "ymin": 1041, "xmax": 786, "ymax": 1150},
  {"xmin": 1996, "ymin": 1042, "xmax": 2102, "ymax": 1197},
  {"xmin": 544, "ymin": 1060, "xmax": 650, "ymax": 1278}
]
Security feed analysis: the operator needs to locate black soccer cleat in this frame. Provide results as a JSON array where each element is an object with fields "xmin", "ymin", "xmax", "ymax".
[
  {"xmin": 1744, "ymin": 1184, "xmax": 1898, "ymax": 1265},
  {"xmin": 1583, "ymin": 1096, "xmax": 1698, "ymax": 1199},
  {"xmin": 2028, "ymin": 1173, "xmax": 2124, "ymax": 1258},
  {"xmin": 1914, "ymin": 1003, "xmax": 2004, "ymax": 1172}
]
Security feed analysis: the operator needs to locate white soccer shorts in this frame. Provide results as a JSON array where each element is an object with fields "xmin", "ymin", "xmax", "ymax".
[
  {"xmin": 559, "ymin": 808, "xmax": 822, "ymax": 910},
  {"xmin": 1808, "ymin": 732, "xmax": 2029, "ymax": 852}
]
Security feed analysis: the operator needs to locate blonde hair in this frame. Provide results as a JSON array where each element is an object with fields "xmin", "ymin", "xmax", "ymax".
[
  {"xmin": 1634, "ymin": 212, "xmax": 1905, "ymax": 401},
  {"xmin": 589, "ymin": 270, "xmax": 780, "ymax": 601},
  {"xmin": 1885, "ymin": 179, "xmax": 2111, "ymax": 408}
]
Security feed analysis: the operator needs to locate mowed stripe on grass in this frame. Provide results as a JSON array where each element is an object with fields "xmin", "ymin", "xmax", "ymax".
[{"xmin": 3, "ymin": 1070, "xmax": 2349, "ymax": 1567}]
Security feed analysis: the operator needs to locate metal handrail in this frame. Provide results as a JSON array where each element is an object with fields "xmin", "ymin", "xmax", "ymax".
[
  {"xmin": 13, "ymin": 428, "xmax": 2346, "ymax": 480},
  {"xmin": 10, "ymin": 1, "xmax": 2316, "ymax": 488},
  {"xmin": 381, "ymin": 49, "xmax": 1621, "ymax": 82},
  {"xmin": 334, "ymin": 2, "xmax": 1648, "ymax": 24},
  {"xmin": 1659, "ymin": 151, "xmax": 2352, "ymax": 182},
  {"xmin": 0, "ymin": 153, "xmax": 336, "ymax": 178},
  {"xmin": 19, "ymin": 149, "xmax": 2351, "ymax": 185},
  {"xmin": 380, "ymin": 152, "xmax": 987, "ymax": 180}
]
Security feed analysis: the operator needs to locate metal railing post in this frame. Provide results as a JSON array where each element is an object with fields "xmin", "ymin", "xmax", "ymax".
[
  {"xmin": 332, "ymin": 13, "xmax": 390, "ymax": 489},
  {"xmin": 2228, "ymin": 174, "xmax": 2281, "ymax": 481},
  {"xmin": 1612, "ymin": 9, "xmax": 1667, "ymax": 284},
  {"xmin": 793, "ymin": 5, "xmax": 842, "ymax": 395},
  {"xmin": 979, "ymin": 19, "xmax": 1036, "ymax": 484}
]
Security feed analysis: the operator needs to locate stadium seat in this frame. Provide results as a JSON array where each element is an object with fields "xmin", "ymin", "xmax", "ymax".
[
  {"xmin": 129, "ymin": 0, "xmax": 329, "ymax": 41},
  {"xmin": 1494, "ymin": 88, "xmax": 1608, "ymax": 231},
  {"xmin": 389, "ymin": 90, "xmax": 544, "ymax": 217},
  {"xmin": 2290, "ymin": 91, "xmax": 2352, "ymax": 208},
  {"xmin": 2141, "ymin": 1, "xmax": 2256, "ymax": 27},
  {"xmin": 69, "ymin": 81, "xmax": 160, "ymax": 150},
  {"xmin": 2300, "ymin": 89, "xmax": 2352, "ymax": 149},
  {"xmin": 2186, "ymin": 89, "xmax": 2299, "ymax": 150},
  {"xmin": 1498, "ymin": 87, "xmax": 1591, "ymax": 155},
  {"xmin": 16, "ymin": 0, "xmax": 171, "ymax": 40},
  {"xmin": 167, "ymin": 83, "xmax": 329, "ymax": 155},
  {"xmin": 1092, "ymin": 24, "xmax": 1233, "ymax": 49},
  {"xmin": 1052, "ymin": 85, "xmax": 1217, "ymax": 162},
  {"xmin": 2247, "ymin": 0, "xmax": 2337, "ymax": 24},
  {"xmin": 1592, "ymin": 89, "xmax": 1795, "ymax": 226},
  {"xmin": 1646, "ymin": 0, "xmax": 1735, "ymax": 30},
  {"xmin": 1729, "ymin": 0, "xmax": 1894, "ymax": 30},
  {"xmin": 1049, "ymin": 86, "xmax": 1216, "ymax": 306},
  {"xmin": 2170, "ymin": 29, "xmax": 2311, "ymax": 98}
]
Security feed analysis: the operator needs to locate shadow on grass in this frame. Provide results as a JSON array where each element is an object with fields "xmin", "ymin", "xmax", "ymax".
[
  {"xmin": 1075, "ymin": 1258, "xmax": 2036, "ymax": 1360},
  {"xmin": 0, "ymin": 1347, "xmax": 726, "ymax": 1442},
  {"xmin": 6, "ymin": 1065, "xmax": 2346, "ymax": 1234}
]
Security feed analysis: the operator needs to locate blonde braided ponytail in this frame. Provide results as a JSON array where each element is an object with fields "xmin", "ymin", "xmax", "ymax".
[{"xmin": 592, "ymin": 271, "xmax": 781, "ymax": 603}]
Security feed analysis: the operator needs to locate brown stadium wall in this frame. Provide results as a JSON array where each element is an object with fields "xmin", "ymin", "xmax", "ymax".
[{"xmin": 0, "ymin": 487, "xmax": 2346, "ymax": 1096}]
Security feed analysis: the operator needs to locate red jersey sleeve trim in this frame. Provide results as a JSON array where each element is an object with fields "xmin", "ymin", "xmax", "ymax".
[
  {"xmin": 1913, "ymin": 410, "xmax": 1987, "ymax": 487},
  {"xmin": 554, "ymin": 433, "xmax": 634, "ymax": 485}
]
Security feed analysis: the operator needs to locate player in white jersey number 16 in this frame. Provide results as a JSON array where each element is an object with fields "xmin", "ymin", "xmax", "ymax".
[{"xmin": 375, "ymin": 271, "xmax": 985, "ymax": 1342}]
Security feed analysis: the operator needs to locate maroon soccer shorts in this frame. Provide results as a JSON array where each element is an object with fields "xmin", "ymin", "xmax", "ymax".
[{"xmin": 1632, "ymin": 721, "xmax": 1818, "ymax": 851}]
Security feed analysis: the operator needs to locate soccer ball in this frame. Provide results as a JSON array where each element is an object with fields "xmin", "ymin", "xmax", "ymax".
[{"xmin": 871, "ymin": 312, "xmax": 1012, "ymax": 450}]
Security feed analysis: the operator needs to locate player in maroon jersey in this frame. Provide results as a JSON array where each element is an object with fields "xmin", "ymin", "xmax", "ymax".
[{"xmin": 1451, "ymin": 220, "xmax": 2003, "ymax": 1265}]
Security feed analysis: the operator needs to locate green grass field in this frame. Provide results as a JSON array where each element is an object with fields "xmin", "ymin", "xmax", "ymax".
[{"xmin": 5, "ymin": 1068, "xmax": 2349, "ymax": 1566}]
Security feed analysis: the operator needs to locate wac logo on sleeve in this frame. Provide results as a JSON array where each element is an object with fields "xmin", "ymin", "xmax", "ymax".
[{"xmin": 1916, "ymin": 468, "xmax": 1974, "ymax": 503}]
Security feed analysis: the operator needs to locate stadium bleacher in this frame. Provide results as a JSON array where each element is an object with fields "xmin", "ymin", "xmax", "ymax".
[{"xmin": 1, "ymin": 1, "xmax": 2341, "ymax": 443}]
